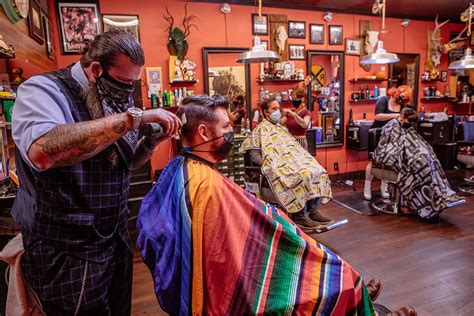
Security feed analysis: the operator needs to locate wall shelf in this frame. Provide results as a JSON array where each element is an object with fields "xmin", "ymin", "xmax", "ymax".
[
  {"xmin": 349, "ymin": 99, "xmax": 377, "ymax": 105},
  {"xmin": 348, "ymin": 78, "xmax": 386, "ymax": 84},
  {"xmin": 0, "ymin": 50, "xmax": 15, "ymax": 59},
  {"xmin": 257, "ymin": 79, "xmax": 302, "ymax": 83},
  {"xmin": 421, "ymin": 97, "xmax": 456, "ymax": 103},
  {"xmin": 421, "ymin": 79, "xmax": 442, "ymax": 83},
  {"xmin": 169, "ymin": 80, "xmax": 197, "ymax": 85}
]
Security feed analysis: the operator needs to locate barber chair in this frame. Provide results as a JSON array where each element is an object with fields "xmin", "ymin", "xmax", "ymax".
[
  {"xmin": 367, "ymin": 128, "xmax": 405, "ymax": 215},
  {"xmin": 243, "ymin": 151, "xmax": 280, "ymax": 207},
  {"xmin": 457, "ymin": 121, "xmax": 474, "ymax": 194}
]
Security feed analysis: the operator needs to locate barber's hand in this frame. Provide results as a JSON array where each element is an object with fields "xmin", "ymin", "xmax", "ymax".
[
  {"xmin": 143, "ymin": 108, "xmax": 182, "ymax": 137},
  {"xmin": 285, "ymin": 109, "xmax": 296, "ymax": 117}
]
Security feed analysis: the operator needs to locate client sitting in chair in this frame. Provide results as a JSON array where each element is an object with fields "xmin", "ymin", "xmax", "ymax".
[
  {"xmin": 241, "ymin": 98, "xmax": 333, "ymax": 232},
  {"xmin": 372, "ymin": 107, "xmax": 460, "ymax": 219}
]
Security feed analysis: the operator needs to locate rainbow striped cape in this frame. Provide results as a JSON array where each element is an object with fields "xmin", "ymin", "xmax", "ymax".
[{"xmin": 137, "ymin": 154, "xmax": 375, "ymax": 315}]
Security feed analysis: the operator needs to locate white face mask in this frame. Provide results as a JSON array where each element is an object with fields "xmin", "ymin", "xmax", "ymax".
[{"xmin": 269, "ymin": 110, "xmax": 281, "ymax": 122}]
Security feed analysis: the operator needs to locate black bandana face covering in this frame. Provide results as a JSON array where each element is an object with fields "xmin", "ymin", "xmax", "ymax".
[
  {"xmin": 96, "ymin": 69, "xmax": 135, "ymax": 108},
  {"xmin": 183, "ymin": 131, "xmax": 235, "ymax": 161}
]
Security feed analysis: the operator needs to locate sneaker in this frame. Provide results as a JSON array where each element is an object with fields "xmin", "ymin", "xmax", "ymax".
[
  {"xmin": 366, "ymin": 278, "xmax": 382, "ymax": 302},
  {"xmin": 308, "ymin": 210, "xmax": 334, "ymax": 224}
]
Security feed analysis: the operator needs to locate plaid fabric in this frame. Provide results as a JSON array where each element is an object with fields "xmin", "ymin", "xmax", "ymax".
[{"xmin": 12, "ymin": 66, "xmax": 135, "ymax": 312}]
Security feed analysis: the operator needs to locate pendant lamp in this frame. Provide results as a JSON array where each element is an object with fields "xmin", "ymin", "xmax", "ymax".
[
  {"xmin": 360, "ymin": 41, "xmax": 399, "ymax": 65},
  {"xmin": 236, "ymin": 36, "xmax": 280, "ymax": 64},
  {"xmin": 236, "ymin": 0, "xmax": 280, "ymax": 64},
  {"xmin": 448, "ymin": 4, "xmax": 474, "ymax": 70}
]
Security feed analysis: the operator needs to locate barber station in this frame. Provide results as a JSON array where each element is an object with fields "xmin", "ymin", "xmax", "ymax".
[{"xmin": 0, "ymin": 1, "xmax": 473, "ymax": 315}]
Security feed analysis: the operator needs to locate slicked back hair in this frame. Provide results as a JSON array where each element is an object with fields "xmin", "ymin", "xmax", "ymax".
[
  {"xmin": 80, "ymin": 30, "xmax": 145, "ymax": 70},
  {"xmin": 177, "ymin": 94, "xmax": 229, "ymax": 140}
]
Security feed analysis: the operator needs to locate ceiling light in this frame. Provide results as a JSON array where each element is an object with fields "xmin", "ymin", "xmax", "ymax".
[
  {"xmin": 236, "ymin": 36, "xmax": 280, "ymax": 64},
  {"xmin": 360, "ymin": 41, "xmax": 399, "ymax": 64},
  {"xmin": 448, "ymin": 48, "xmax": 474, "ymax": 70}
]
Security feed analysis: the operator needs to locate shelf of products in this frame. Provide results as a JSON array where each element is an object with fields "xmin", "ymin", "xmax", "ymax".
[
  {"xmin": 348, "ymin": 78, "xmax": 387, "ymax": 84},
  {"xmin": 349, "ymin": 99, "xmax": 378, "ymax": 105},
  {"xmin": 421, "ymin": 79, "xmax": 442, "ymax": 83},
  {"xmin": 421, "ymin": 97, "xmax": 457, "ymax": 103},
  {"xmin": 0, "ymin": 51, "xmax": 15, "ymax": 59},
  {"xmin": 257, "ymin": 79, "xmax": 302, "ymax": 83}
]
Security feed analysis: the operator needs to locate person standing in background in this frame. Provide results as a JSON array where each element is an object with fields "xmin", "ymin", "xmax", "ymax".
[{"xmin": 284, "ymin": 87, "xmax": 312, "ymax": 150}]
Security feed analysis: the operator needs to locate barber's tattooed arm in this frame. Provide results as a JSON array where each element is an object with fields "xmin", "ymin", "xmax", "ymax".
[{"xmin": 29, "ymin": 113, "xmax": 132, "ymax": 170}]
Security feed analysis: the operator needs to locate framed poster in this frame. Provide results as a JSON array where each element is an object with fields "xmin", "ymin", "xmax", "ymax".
[
  {"xmin": 345, "ymin": 38, "xmax": 361, "ymax": 55},
  {"xmin": 57, "ymin": 1, "xmax": 101, "ymax": 54},
  {"xmin": 310, "ymin": 24, "xmax": 324, "ymax": 44},
  {"xmin": 28, "ymin": 0, "xmax": 44, "ymax": 44},
  {"xmin": 289, "ymin": 44, "xmax": 305, "ymax": 60},
  {"xmin": 252, "ymin": 13, "xmax": 268, "ymax": 35},
  {"xmin": 42, "ymin": 12, "xmax": 54, "ymax": 60},
  {"xmin": 288, "ymin": 20, "xmax": 305, "ymax": 39},
  {"xmin": 329, "ymin": 25, "xmax": 343, "ymax": 45},
  {"xmin": 146, "ymin": 67, "xmax": 163, "ymax": 98},
  {"xmin": 102, "ymin": 14, "xmax": 140, "ymax": 42}
]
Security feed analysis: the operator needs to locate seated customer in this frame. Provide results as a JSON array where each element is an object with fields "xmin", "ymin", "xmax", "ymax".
[
  {"xmin": 137, "ymin": 94, "xmax": 416, "ymax": 316},
  {"xmin": 241, "ymin": 98, "xmax": 333, "ymax": 231},
  {"xmin": 373, "ymin": 107, "xmax": 459, "ymax": 219}
]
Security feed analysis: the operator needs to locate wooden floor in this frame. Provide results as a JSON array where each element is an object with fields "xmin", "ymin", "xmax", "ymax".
[{"xmin": 131, "ymin": 176, "xmax": 474, "ymax": 316}]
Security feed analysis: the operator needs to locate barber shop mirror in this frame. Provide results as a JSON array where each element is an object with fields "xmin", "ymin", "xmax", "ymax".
[
  {"xmin": 388, "ymin": 53, "xmax": 420, "ymax": 108},
  {"xmin": 202, "ymin": 47, "xmax": 251, "ymax": 134},
  {"xmin": 307, "ymin": 50, "xmax": 345, "ymax": 148}
]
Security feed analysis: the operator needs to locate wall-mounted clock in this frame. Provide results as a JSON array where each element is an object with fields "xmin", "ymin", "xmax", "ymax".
[{"xmin": 2, "ymin": 0, "xmax": 29, "ymax": 23}]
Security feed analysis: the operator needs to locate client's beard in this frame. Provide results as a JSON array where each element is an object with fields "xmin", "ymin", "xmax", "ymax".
[{"xmin": 82, "ymin": 81, "xmax": 104, "ymax": 119}]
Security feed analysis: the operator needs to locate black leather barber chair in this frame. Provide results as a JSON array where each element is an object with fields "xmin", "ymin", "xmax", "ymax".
[
  {"xmin": 367, "ymin": 128, "xmax": 405, "ymax": 215},
  {"xmin": 457, "ymin": 121, "xmax": 474, "ymax": 194},
  {"xmin": 243, "ymin": 151, "xmax": 281, "ymax": 207}
]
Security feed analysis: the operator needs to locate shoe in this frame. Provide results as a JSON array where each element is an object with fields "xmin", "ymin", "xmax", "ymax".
[
  {"xmin": 380, "ymin": 180, "xmax": 390, "ymax": 199},
  {"xmin": 293, "ymin": 212, "xmax": 322, "ymax": 231},
  {"xmin": 364, "ymin": 180, "xmax": 372, "ymax": 200},
  {"xmin": 308, "ymin": 210, "xmax": 334, "ymax": 224},
  {"xmin": 385, "ymin": 306, "xmax": 417, "ymax": 316},
  {"xmin": 365, "ymin": 278, "xmax": 382, "ymax": 302}
]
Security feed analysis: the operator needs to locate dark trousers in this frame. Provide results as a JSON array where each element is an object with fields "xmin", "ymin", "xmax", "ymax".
[
  {"xmin": 293, "ymin": 198, "xmax": 320, "ymax": 218},
  {"xmin": 22, "ymin": 234, "xmax": 132, "ymax": 316}
]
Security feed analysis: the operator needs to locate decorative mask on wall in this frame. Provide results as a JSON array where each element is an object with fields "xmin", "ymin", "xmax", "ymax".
[{"xmin": 163, "ymin": 3, "xmax": 198, "ymax": 60}]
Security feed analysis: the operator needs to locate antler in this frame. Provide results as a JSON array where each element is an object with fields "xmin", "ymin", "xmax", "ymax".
[
  {"xmin": 183, "ymin": 2, "xmax": 198, "ymax": 37},
  {"xmin": 163, "ymin": 6, "xmax": 174, "ymax": 33},
  {"xmin": 431, "ymin": 15, "xmax": 450, "ymax": 44}
]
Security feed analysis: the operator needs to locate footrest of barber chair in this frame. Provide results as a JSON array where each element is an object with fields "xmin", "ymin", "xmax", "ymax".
[
  {"xmin": 446, "ymin": 198, "xmax": 466, "ymax": 208},
  {"xmin": 458, "ymin": 185, "xmax": 474, "ymax": 195},
  {"xmin": 369, "ymin": 198, "xmax": 415, "ymax": 216},
  {"xmin": 302, "ymin": 219, "xmax": 349, "ymax": 234}
]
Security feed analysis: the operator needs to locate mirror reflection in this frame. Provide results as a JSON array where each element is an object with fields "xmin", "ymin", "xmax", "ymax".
[{"xmin": 307, "ymin": 50, "xmax": 345, "ymax": 147}]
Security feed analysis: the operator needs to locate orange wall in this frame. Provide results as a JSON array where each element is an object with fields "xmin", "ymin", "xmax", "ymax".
[{"xmin": 51, "ymin": 0, "xmax": 465, "ymax": 174}]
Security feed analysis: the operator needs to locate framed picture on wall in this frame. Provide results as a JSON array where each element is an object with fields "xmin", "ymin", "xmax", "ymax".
[
  {"xmin": 310, "ymin": 24, "xmax": 324, "ymax": 44},
  {"xmin": 289, "ymin": 44, "xmax": 305, "ymax": 60},
  {"xmin": 288, "ymin": 21, "xmax": 305, "ymax": 39},
  {"xmin": 28, "ymin": 0, "xmax": 44, "ymax": 44},
  {"xmin": 57, "ymin": 1, "xmax": 101, "ymax": 54},
  {"xmin": 329, "ymin": 25, "xmax": 343, "ymax": 45},
  {"xmin": 102, "ymin": 14, "xmax": 140, "ymax": 42},
  {"xmin": 440, "ymin": 70, "xmax": 448, "ymax": 82},
  {"xmin": 252, "ymin": 13, "xmax": 268, "ymax": 35},
  {"xmin": 260, "ymin": 40, "xmax": 268, "ymax": 50},
  {"xmin": 145, "ymin": 67, "xmax": 163, "ymax": 98},
  {"xmin": 42, "ymin": 12, "xmax": 54, "ymax": 60},
  {"xmin": 345, "ymin": 38, "xmax": 361, "ymax": 55}
]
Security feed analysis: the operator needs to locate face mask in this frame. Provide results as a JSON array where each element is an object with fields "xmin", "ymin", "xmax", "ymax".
[
  {"xmin": 402, "ymin": 122, "xmax": 412, "ymax": 129},
  {"xmin": 96, "ymin": 69, "xmax": 135, "ymax": 104},
  {"xmin": 291, "ymin": 99, "xmax": 302, "ymax": 107},
  {"xmin": 269, "ymin": 110, "xmax": 281, "ymax": 122},
  {"xmin": 233, "ymin": 101, "xmax": 239, "ymax": 107},
  {"xmin": 183, "ymin": 131, "xmax": 235, "ymax": 161},
  {"xmin": 397, "ymin": 96, "xmax": 408, "ymax": 105}
]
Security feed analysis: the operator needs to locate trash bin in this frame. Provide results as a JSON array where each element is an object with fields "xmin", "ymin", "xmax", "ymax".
[{"xmin": 434, "ymin": 142, "xmax": 457, "ymax": 170}]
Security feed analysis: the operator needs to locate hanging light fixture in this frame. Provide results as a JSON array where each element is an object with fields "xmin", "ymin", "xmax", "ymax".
[
  {"xmin": 361, "ymin": 0, "xmax": 399, "ymax": 65},
  {"xmin": 448, "ymin": 3, "xmax": 474, "ymax": 70},
  {"xmin": 236, "ymin": 0, "xmax": 280, "ymax": 63},
  {"xmin": 360, "ymin": 41, "xmax": 399, "ymax": 64}
]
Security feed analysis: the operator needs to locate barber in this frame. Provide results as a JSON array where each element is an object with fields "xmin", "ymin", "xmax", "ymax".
[
  {"xmin": 11, "ymin": 30, "xmax": 181, "ymax": 314},
  {"xmin": 364, "ymin": 85, "xmax": 412, "ymax": 200}
]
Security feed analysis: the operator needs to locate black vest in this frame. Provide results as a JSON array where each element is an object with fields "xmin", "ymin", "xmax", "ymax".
[{"xmin": 12, "ymin": 66, "xmax": 133, "ymax": 263}]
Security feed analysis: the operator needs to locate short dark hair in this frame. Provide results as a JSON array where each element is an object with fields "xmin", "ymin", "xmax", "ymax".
[
  {"xmin": 260, "ymin": 97, "xmax": 277, "ymax": 113},
  {"xmin": 177, "ymin": 94, "xmax": 229, "ymax": 140},
  {"xmin": 234, "ymin": 93, "xmax": 245, "ymax": 104},
  {"xmin": 80, "ymin": 30, "xmax": 145, "ymax": 70},
  {"xmin": 401, "ymin": 107, "xmax": 418, "ymax": 122}
]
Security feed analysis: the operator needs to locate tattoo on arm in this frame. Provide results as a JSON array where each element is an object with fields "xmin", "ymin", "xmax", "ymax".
[{"xmin": 32, "ymin": 114, "xmax": 130, "ymax": 168}]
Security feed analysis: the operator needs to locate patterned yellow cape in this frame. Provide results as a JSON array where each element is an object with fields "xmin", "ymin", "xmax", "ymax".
[{"xmin": 241, "ymin": 119, "xmax": 332, "ymax": 213}]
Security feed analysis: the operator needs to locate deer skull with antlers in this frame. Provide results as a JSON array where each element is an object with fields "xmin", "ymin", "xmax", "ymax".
[
  {"xmin": 163, "ymin": 2, "xmax": 198, "ymax": 61},
  {"xmin": 426, "ymin": 16, "xmax": 465, "ymax": 79}
]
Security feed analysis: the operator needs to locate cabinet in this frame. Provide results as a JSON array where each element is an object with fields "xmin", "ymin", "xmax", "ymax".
[
  {"xmin": 348, "ymin": 78, "xmax": 387, "ymax": 105},
  {"xmin": 215, "ymin": 135, "xmax": 246, "ymax": 188}
]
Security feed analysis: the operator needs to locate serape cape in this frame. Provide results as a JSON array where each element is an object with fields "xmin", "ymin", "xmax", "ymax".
[
  {"xmin": 240, "ymin": 119, "xmax": 332, "ymax": 213},
  {"xmin": 137, "ymin": 154, "xmax": 374, "ymax": 315}
]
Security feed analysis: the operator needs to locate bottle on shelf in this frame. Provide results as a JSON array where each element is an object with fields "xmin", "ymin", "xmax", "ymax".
[
  {"xmin": 151, "ymin": 92, "xmax": 158, "ymax": 108},
  {"xmin": 365, "ymin": 86, "xmax": 370, "ymax": 99},
  {"xmin": 360, "ymin": 86, "xmax": 365, "ymax": 99},
  {"xmin": 259, "ymin": 88, "xmax": 265, "ymax": 104},
  {"xmin": 374, "ymin": 85, "xmax": 379, "ymax": 99},
  {"xmin": 419, "ymin": 105, "xmax": 425, "ymax": 121}
]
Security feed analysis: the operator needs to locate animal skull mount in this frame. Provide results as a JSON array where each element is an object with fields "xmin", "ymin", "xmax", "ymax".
[
  {"xmin": 364, "ymin": 31, "xmax": 379, "ymax": 55},
  {"xmin": 276, "ymin": 25, "xmax": 288, "ymax": 56},
  {"xmin": 426, "ymin": 15, "xmax": 465, "ymax": 79},
  {"xmin": 163, "ymin": 2, "xmax": 198, "ymax": 61}
]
